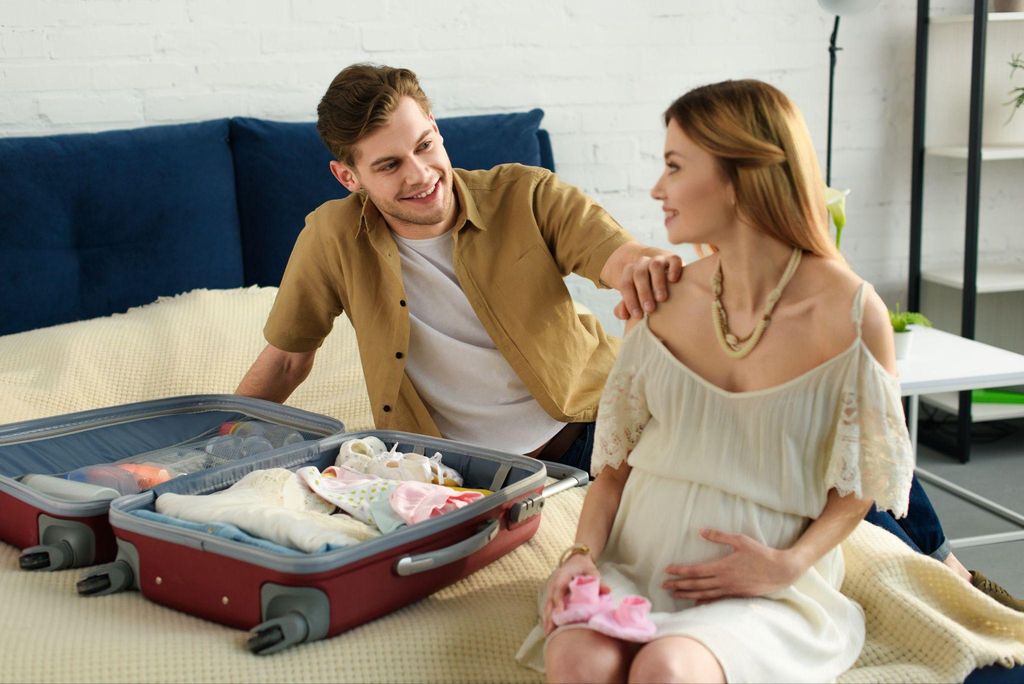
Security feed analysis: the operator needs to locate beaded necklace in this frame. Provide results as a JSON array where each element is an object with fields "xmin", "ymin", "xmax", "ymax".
[{"xmin": 711, "ymin": 247, "xmax": 802, "ymax": 359}]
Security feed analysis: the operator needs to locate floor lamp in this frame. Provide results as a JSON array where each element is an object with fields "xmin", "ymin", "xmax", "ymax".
[{"xmin": 818, "ymin": 0, "xmax": 881, "ymax": 186}]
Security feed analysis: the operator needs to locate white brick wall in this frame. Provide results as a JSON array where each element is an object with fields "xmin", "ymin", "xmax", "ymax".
[{"xmin": 2, "ymin": 0, "xmax": 1019, "ymax": 334}]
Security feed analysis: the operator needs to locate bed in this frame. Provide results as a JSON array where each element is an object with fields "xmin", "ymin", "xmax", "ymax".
[{"xmin": 0, "ymin": 113, "xmax": 1021, "ymax": 683}]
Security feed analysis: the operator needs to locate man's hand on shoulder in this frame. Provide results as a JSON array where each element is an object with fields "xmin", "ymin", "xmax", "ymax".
[{"xmin": 602, "ymin": 242, "xmax": 684, "ymax": 321}]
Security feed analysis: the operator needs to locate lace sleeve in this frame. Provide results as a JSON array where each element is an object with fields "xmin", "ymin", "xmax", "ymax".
[
  {"xmin": 825, "ymin": 350, "xmax": 914, "ymax": 517},
  {"xmin": 591, "ymin": 336, "xmax": 651, "ymax": 477}
]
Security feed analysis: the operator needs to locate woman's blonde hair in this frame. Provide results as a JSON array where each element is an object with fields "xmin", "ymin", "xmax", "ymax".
[{"xmin": 665, "ymin": 80, "xmax": 839, "ymax": 259}]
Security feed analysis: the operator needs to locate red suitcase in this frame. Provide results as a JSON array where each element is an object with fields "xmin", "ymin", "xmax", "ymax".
[
  {"xmin": 82, "ymin": 430, "xmax": 587, "ymax": 654},
  {"xmin": 0, "ymin": 396, "xmax": 343, "ymax": 571}
]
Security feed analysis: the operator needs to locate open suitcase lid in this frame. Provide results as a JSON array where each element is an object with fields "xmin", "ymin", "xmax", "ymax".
[{"xmin": 0, "ymin": 395, "xmax": 345, "ymax": 519}]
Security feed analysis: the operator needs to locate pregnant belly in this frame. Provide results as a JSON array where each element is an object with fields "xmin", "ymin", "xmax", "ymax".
[{"xmin": 609, "ymin": 468, "xmax": 811, "ymax": 569}]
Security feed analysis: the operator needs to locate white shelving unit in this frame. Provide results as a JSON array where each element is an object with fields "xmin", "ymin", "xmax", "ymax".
[
  {"xmin": 920, "ymin": 258, "xmax": 1024, "ymax": 421},
  {"xmin": 921, "ymin": 261, "xmax": 1024, "ymax": 292},
  {"xmin": 909, "ymin": 3, "xmax": 1024, "ymax": 459},
  {"xmin": 931, "ymin": 11, "xmax": 1024, "ymax": 23},
  {"xmin": 926, "ymin": 145, "xmax": 1024, "ymax": 160}
]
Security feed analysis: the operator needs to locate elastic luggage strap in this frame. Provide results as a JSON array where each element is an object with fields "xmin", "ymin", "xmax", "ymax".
[{"xmin": 489, "ymin": 463, "xmax": 512, "ymax": 492}]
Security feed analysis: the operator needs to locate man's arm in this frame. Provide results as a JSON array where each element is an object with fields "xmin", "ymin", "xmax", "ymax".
[
  {"xmin": 529, "ymin": 169, "xmax": 683, "ymax": 320},
  {"xmin": 235, "ymin": 344, "xmax": 317, "ymax": 403},
  {"xmin": 601, "ymin": 241, "xmax": 684, "ymax": 321}
]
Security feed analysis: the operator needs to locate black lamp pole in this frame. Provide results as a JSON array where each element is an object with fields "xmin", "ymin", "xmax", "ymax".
[{"xmin": 827, "ymin": 15, "xmax": 842, "ymax": 187}]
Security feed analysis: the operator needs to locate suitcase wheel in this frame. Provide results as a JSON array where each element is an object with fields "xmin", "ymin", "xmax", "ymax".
[
  {"xmin": 76, "ymin": 560, "xmax": 134, "ymax": 597},
  {"xmin": 24, "ymin": 516, "xmax": 98, "ymax": 570},
  {"xmin": 19, "ymin": 541, "xmax": 75, "ymax": 572},
  {"xmin": 248, "ymin": 612, "xmax": 310, "ymax": 655}
]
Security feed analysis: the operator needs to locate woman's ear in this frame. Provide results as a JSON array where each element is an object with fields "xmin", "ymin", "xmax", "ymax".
[{"xmin": 329, "ymin": 160, "xmax": 361, "ymax": 194}]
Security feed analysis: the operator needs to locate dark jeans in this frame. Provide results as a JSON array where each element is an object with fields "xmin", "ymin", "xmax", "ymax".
[
  {"xmin": 863, "ymin": 475, "xmax": 950, "ymax": 560},
  {"xmin": 554, "ymin": 421, "xmax": 596, "ymax": 473},
  {"xmin": 558, "ymin": 423, "xmax": 949, "ymax": 560}
]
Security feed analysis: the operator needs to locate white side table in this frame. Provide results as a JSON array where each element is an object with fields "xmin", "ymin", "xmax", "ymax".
[{"xmin": 898, "ymin": 326, "xmax": 1024, "ymax": 549}]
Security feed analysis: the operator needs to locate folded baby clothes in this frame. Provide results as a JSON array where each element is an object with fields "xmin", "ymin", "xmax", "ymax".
[
  {"xmin": 389, "ymin": 481, "xmax": 484, "ymax": 525},
  {"xmin": 368, "ymin": 496, "xmax": 408, "ymax": 534},
  {"xmin": 155, "ymin": 468, "xmax": 379, "ymax": 553},
  {"xmin": 133, "ymin": 509, "xmax": 309, "ymax": 556},
  {"xmin": 295, "ymin": 465, "xmax": 398, "ymax": 527}
]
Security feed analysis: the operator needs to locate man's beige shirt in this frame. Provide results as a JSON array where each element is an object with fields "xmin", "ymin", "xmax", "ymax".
[{"xmin": 264, "ymin": 164, "xmax": 632, "ymax": 437}]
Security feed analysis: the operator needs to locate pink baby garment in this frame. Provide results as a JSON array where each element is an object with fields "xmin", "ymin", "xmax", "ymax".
[
  {"xmin": 551, "ymin": 574, "xmax": 656, "ymax": 642},
  {"xmin": 295, "ymin": 465, "xmax": 397, "ymax": 526},
  {"xmin": 389, "ymin": 481, "xmax": 484, "ymax": 525},
  {"xmin": 587, "ymin": 595, "xmax": 657, "ymax": 642},
  {"xmin": 551, "ymin": 574, "xmax": 614, "ymax": 626}
]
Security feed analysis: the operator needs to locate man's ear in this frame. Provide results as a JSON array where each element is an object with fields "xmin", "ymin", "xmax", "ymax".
[{"xmin": 329, "ymin": 160, "xmax": 361, "ymax": 193}]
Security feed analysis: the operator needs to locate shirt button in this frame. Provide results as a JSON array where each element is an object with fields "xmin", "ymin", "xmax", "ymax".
[
  {"xmin": 395, "ymin": 352, "xmax": 404, "ymax": 359},
  {"xmin": 399, "ymin": 299, "xmax": 407, "ymax": 307},
  {"xmin": 382, "ymin": 405, "xmax": 392, "ymax": 413}
]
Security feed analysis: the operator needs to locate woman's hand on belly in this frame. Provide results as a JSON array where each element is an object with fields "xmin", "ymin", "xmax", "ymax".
[{"xmin": 661, "ymin": 528, "xmax": 803, "ymax": 602}]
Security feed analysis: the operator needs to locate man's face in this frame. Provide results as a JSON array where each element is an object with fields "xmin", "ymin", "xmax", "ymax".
[{"xmin": 331, "ymin": 97, "xmax": 456, "ymax": 237}]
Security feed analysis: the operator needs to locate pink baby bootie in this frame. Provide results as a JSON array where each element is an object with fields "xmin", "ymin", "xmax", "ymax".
[
  {"xmin": 588, "ymin": 595, "xmax": 657, "ymax": 642},
  {"xmin": 552, "ymin": 575, "xmax": 614, "ymax": 626}
]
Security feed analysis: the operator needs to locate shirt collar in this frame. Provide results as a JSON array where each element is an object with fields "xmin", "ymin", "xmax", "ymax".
[
  {"xmin": 451, "ymin": 169, "xmax": 487, "ymax": 232},
  {"xmin": 357, "ymin": 194, "xmax": 386, "ymax": 237}
]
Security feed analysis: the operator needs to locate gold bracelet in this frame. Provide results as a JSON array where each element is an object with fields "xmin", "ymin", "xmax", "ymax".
[{"xmin": 558, "ymin": 543, "xmax": 592, "ymax": 567}]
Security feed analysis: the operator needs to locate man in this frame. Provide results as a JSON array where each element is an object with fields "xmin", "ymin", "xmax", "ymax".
[{"xmin": 236, "ymin": 63, "xmax": 679, "ymax": 471}]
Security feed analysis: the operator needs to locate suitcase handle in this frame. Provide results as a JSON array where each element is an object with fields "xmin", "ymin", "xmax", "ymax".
[
  {"xmin": 394, "ymin": 519, "xmax": 500, "ymax": 576},
  {"xmin": 507, "ymin": 461, "xmax": 589, "ymax": 525}
]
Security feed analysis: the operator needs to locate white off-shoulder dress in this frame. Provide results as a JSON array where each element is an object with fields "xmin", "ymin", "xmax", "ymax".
[{"xmin": 516, "ymin": 283, "xmax": 915, "ymax": 683}]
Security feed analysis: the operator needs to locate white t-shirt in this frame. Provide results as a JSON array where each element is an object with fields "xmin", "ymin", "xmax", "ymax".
[{"xmin": 393, "ymin": 230, "xmax": 565, "ymax": 454}]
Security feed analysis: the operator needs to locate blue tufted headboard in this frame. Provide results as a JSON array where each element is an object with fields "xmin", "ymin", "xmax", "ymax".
[{"xmin": 0, "ymin": 110, "xmax": 553, "ymax": 336}]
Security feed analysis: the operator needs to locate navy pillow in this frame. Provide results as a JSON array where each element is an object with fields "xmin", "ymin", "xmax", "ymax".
[
  {"xmin": 228, "ymin": 118, "xmax": 344, "ymax": 289},
  {"xmin": 0, "ymin": 120, "xmax": 244, "ymax": 336},
  {"xmin": 439, "ymin": 108, "xmax": 545, "ymax": 170},
  {"xmin": 229, "ymin": 109, "xmax": 551, "ymax": 287}
]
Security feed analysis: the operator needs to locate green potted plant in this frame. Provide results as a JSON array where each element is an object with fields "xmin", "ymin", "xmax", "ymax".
[
  {"xmin": 826, "ymin": 191, "xmax": 933, "ymax": 360},
  {"xmin": 889, "ymin": 305, "xmax": 932, "ymax": 360}
]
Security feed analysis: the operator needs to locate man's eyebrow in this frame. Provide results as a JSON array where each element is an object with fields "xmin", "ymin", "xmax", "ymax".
[{"xmin": 369, "ymin": 129, "xmax": 433, "ymax": 169}]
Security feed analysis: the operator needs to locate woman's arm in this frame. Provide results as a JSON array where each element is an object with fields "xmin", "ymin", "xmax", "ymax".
[
  {"xmin": 663, "ymin": 488, "xmax": 872, "ymax": 601},
  {"xmin": 543, "ymin": 460, "xmax": 631, "ymax": 634}
]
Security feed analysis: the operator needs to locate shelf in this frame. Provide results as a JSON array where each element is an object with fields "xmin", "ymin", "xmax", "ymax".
[
  {"xmin": 926, "ymin": 145, "xmax": 1024, "ymax": 160},
  {"xmin": 931, "ymin": 12, "xmax": 1024, "ymax": 23},
  {"xmin": 921, "ymin": 262, "xmax": 1024, "ymax": 293},
  {"xmin": 922, "ymin": 392, "xmax": 1024, "ymax": 422}
]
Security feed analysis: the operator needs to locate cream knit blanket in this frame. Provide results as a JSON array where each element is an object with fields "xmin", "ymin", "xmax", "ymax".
[
  {"xmin": 0, "ymin": 287, "xmax": 1021, "ymax": 683},
  {"xmin": 0, "ymin": 286, "xmax": 373, "ymax": 429}
]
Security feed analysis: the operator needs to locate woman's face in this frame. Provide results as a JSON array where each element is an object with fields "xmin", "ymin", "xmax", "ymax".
[{"xmin": 650, "ymin": 119, "xmax": 737, "ymax": 245}]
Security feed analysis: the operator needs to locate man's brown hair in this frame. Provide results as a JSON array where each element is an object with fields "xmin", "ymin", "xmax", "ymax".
[{"xmin": 316, "ymin": 63, "xmax": 432, "ymax": 166}]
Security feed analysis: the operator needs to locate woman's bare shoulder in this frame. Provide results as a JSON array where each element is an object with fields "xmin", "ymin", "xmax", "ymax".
[{"xmin": 796, "ymin": 256, "xmax": 863, "ymax": 312}]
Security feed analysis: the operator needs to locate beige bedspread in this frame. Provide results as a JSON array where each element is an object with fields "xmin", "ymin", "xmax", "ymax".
[{"xmin": 1, "ymin": 287, "xmax": 1021, "ymax": 683}]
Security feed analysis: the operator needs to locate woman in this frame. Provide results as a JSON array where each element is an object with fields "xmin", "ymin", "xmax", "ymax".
[{"xmin": 517, "ymin": 80, "xmax": 915, "ymax": 682}]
